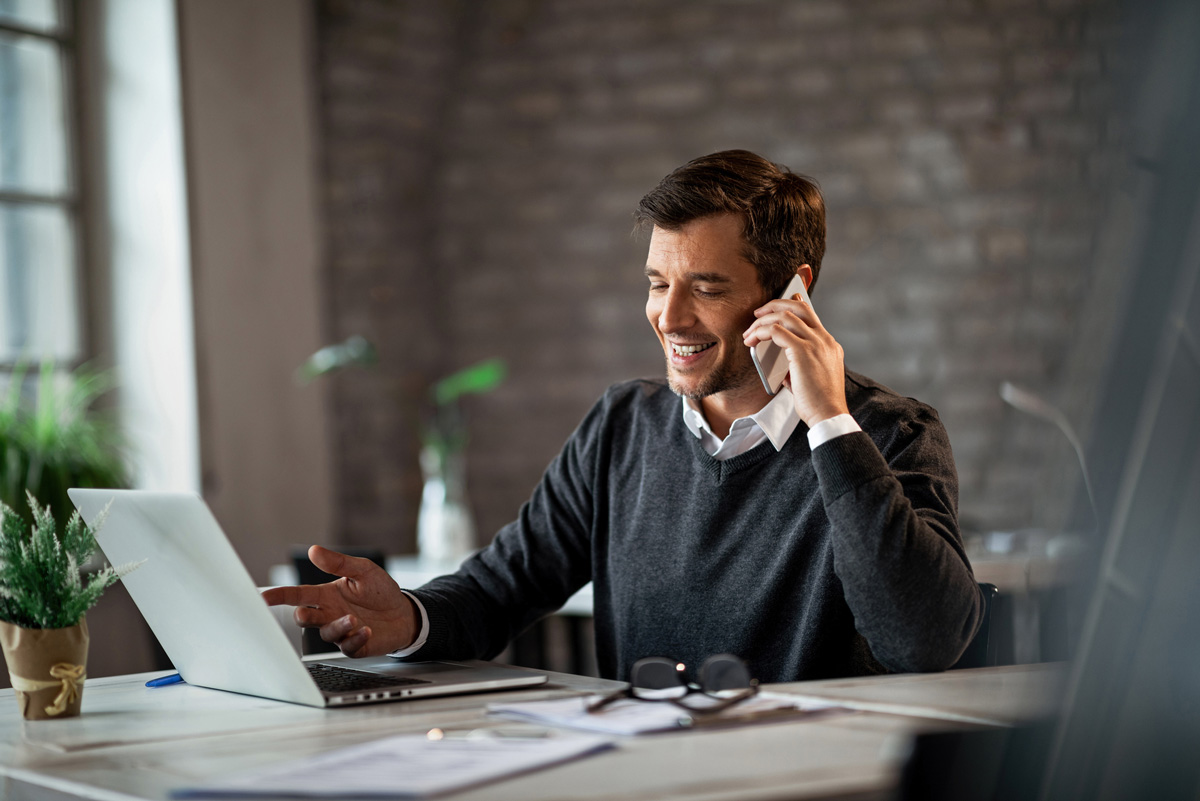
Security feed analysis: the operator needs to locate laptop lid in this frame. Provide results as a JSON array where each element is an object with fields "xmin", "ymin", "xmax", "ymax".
[{"xmin": 67, "ymin": 489, "xmax": 546, "ymax": 708}]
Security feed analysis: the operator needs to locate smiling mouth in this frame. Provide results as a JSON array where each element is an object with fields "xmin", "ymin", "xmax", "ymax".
[{"xmin": 671, "ymin": 342, "xmax": 716, "ymax": 356}]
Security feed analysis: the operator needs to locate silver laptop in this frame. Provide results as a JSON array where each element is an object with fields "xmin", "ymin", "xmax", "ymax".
[{"xmin": 68, "ymin": 489, "xmax": 547, "ymax": 708}]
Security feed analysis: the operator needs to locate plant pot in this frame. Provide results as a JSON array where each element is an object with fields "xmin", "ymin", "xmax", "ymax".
[{"xmin": 0, "ymin": 617, "xmax": 89, "ymax": 720}]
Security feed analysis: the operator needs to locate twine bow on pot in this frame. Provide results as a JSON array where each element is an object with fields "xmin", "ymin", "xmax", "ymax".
[{"xmin": 9, "ymin": 662, "xmax": 87, "ymax": 716}]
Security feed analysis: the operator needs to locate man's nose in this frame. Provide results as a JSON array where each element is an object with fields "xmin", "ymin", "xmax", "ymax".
[{"xmin": 657, "ymin": 288, "xmax": 696, "ymax": 332}]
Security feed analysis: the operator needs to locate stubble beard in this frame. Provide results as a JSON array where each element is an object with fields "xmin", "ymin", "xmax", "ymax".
[{"xmin": 665, "ymin": 349, "xmax": 760, "ymax": 400}]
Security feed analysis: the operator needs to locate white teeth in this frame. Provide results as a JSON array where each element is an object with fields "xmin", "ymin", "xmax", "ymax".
[{"xmin": 672, "ymin": 342, "xmax": 715, "ymax": 356}]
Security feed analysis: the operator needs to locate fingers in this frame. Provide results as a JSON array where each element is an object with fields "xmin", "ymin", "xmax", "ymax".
[
  {"xmin": 293, "ymin": 604, "xmax": 339, "ymax": 628},
  {"xmin": 261, "ymin": 584, "xmax": 325, "ymax": 608},
  {"xmin": 264, "ymin": 582, "xmax": 349, "ymax": 632},
  {"xmin": 319, "ymin": 614, "xmax": 372, "ymax": 657},
  {"xmin": 264, "ymin": 546, "xmax": 411, "ymax": 657},
  {"xmin": 308, "ymin": 544, "xmax": 380, "ymax": 581},
  {"xmin": 339, "ymin": 630, "xmax": 372, "ymax": 658},
  {"xmin": 744, "ymin": 295, "xmax": 828, "ymax": 347},
  {"xmin": 743, "ymin": 310, "xmax": 807, "ymax": 348},
  {"xmin": 262, "ymin": 544, "xmax": 379, "ymax": 608},
  {"xmin": 754, "ymin": 294, "xmax": 820, "ymax": 320}
]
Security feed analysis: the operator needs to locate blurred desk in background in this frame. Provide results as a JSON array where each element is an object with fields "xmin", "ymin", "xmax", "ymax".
[
  {"xmin": 965, "ymin": 533, "xmax": 1088, "ymax": 665},
  {"xmin": 966, "ymin": 532, "xmax": 1086, "ymax": 595}
]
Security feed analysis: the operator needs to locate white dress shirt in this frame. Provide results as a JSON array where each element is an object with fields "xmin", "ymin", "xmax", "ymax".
[
  {"xmin": 682, "ymin": 386, "xmax": 861, "ymax": 459},
  {"xmin": 389, "ymin": 590, "xmax": 430, "ymax": 657}
]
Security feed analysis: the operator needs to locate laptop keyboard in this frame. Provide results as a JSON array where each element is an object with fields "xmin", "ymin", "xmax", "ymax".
[{"xmin": 307, "ymin": 662, "xmax": 430, "ymax": 693}]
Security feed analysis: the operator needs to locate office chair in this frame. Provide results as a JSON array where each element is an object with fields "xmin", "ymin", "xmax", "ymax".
[{"xmin": 949, "ymin": 582, "xmax": 1000, "ymax": 670}]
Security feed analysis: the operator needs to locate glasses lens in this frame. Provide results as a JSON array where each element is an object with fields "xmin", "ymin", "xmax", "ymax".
[
  {"xmin": 697, "ymin": 654, "xmax": 751, "ymax": 692},
  {"xmin": 630, "ymin": 657, "xmax": 684, "ymax": 689}
]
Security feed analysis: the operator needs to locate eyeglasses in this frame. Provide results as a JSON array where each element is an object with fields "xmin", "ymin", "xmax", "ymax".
[{"xmin": 587, "ymin": 654, "xmax": 758, "ymax": 715}]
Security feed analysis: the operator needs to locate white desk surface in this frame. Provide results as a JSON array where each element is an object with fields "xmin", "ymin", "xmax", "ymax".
[
  {"xmin": 775, "ymin": 662, "xmax": 1066, "ymax": 726},
  {"xmin": 0, "ymin": 662, "xmax": 1064, "ymax": 801}
]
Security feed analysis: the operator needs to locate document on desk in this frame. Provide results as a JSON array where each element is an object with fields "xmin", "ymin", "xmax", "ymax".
[
  {"xmin": 489, "ymin": 692, "xmax": 851, "ymax": 736},
  {"xmin": 171, "ymin": 732, "xmax": 614, "ymax": 799}
]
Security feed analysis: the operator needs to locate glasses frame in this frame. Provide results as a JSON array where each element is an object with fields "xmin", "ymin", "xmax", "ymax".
[{"xmin": 587, "ymin": 654, "xmax": 759, "ymax": 716}]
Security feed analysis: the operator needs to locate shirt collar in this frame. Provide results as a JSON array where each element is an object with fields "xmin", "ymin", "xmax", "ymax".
[{"xmin": 680, "ymin": 388, "xmax": 802, "ymax": 452}]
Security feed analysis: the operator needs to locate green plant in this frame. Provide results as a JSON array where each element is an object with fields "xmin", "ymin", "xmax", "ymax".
[
  {"xmin": 295, "ymin": 338, "xmax": 505, "ymax": 468},
  {"xmin": 0, "ymin": 493, "xmax": 137, "ymax": 629},
  {"xmin": 0, "ymin": 362, "xmax": 127, "ymax": 528},
  {"xmin": 422, "ymin": 358, "xmax": 507, "ymax": 470}
]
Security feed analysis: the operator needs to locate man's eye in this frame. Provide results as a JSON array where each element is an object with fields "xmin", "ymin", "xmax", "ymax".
[
  {"xmin": 696, "ymin": 289, "xmax": 723, "ymax": 298},
  {"xmin": 648, "ymin": 283, "xmax": 667, "ymax": 292}
]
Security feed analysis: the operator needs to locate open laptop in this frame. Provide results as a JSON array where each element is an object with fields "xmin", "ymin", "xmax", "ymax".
[{"xmin": 68, "ymin": 489, "xmax": 547, "ymax": 708}]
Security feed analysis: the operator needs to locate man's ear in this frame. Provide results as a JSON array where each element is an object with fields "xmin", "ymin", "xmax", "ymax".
[{"xmin": 798, "ymin": 264, "xmax": 814, "ymax": 293}]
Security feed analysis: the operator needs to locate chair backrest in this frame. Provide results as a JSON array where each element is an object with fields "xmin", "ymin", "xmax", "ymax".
[{"xmin": 949, "ymin": 582, "xmax": 999, "ymax": 670}]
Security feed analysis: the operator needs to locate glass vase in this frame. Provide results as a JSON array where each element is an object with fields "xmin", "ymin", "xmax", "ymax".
[{"xmin": 417, "ymin": 445, "xmax": 476, "ymax": 568}]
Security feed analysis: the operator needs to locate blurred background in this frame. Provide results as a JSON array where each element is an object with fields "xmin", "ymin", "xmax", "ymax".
[{"xmin": 0, "ymin": 0, "xmax": 1156, "ymax": 680}]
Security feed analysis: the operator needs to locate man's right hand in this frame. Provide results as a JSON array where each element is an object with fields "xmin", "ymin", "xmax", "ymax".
[{"xmin": 260, "ymin": 545, "xmax": 419, "ymax": 658}]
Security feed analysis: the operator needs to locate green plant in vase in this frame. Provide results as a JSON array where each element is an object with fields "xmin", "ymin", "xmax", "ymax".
[
  {"xmin": 418, "ymin": 359, "xmax": 506, "ymax": 566},
  {"xmin": 0, "ymin": 494, "xmax": 139, "ymax": 719},
  {"xmin": 295, "ymin": 338, "xmax": 505, "ymax": 565}
]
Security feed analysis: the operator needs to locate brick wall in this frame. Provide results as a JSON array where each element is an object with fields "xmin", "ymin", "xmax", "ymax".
[
  {"xmin": 316, "ymin": 0, "xmax": 463, "ymax": 548},
  {"xmin": 315, "ymin": 0, "xmax": 1124, "ymax": 552}
]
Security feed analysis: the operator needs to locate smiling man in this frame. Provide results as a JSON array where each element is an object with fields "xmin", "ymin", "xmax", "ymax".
[{"xmin": 265, "ymin": 150, "xmax": 983, "ymax": 683}]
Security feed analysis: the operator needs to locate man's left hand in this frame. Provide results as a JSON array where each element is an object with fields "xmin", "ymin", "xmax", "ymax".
[{"xmin": 743, "ymin": 294, "xmax": 850, "ymax": 428}]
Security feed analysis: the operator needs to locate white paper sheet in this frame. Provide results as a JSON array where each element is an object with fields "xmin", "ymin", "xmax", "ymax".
[
  {"xmin": 171, "ymin": 732, "xmax": 614, "ymax": 798},
  {"xmin": 489, "ymin": 691, "xmax": 849, "ymax": 736}
]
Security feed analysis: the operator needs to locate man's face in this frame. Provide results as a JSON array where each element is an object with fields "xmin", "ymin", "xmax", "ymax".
[{"xmin": 644, "ymin": 214, "xmax": 770, "ymax": 401}]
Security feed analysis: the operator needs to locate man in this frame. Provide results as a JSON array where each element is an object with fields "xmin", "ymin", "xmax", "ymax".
[{"xmin": 264, "ymin": 150, "xmax": 982, "ymax": 683}]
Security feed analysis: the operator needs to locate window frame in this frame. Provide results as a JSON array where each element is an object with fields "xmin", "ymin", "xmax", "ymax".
[{"xmin": 0, "ymin": 0, "xmax": 87, "ymax": 370}]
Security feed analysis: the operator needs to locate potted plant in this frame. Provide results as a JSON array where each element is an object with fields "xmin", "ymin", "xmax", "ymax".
[
  {"xmin": 0, "ymin": 361, "xmax": 128, "ymax": 529},
  {"xmin": 417, "ymin": 358, "xmax": 506, "ymax": 566},
  {"xmin": 296, "ymin": 338, "xmax": 506, "ymax": 566},
  {"xmin": 0, "ymin": 494, "xmax": 137, "ymax": 719}
]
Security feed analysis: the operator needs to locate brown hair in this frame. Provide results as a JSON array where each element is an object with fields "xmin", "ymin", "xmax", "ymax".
[{"xmin": 635, "ymin": 150, "xmax": 826, "ymax": 295}]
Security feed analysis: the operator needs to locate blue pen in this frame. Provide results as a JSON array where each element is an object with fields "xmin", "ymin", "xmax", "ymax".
[{"xmin": 146, "ymin": 673, "xmax": 185, "ymax": 687}]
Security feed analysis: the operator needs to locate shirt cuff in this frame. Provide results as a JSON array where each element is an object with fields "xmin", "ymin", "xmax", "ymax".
[
  {"xmin": 386, "ymin": 590, "xmax": 429, "ymax": 658},
  {"xmin": 807, "ymin": 413, "xmax": 862, "ymax": 450}
]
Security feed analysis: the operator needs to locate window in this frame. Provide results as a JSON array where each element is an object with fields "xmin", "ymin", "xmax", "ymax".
[{"xmin": 0, "ymin": 0, "xmax": 79, "ymax": 365}]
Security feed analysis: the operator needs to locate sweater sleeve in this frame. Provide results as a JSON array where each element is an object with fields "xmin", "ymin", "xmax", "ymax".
[
  {"xmin": 400, "ymin": 398, "xmax": 601, "ymax": 662},
  {"xmin": 812, "ymin": 412, "xmax": 984, "ymax": 673}
]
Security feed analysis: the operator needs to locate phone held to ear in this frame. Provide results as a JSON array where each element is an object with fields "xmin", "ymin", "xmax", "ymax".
[{"xmin": 750, "ymin": 273, "xmax": 812, "ymax": 396}]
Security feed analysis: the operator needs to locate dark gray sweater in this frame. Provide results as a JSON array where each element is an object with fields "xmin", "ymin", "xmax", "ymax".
[{"xmin": 409, "ymin": 373, "xmax": 982, "ymax": 683}]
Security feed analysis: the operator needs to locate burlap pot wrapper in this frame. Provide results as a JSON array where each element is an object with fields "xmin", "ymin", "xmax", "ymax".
[{"xmin": 0, "ymin": 617, "xmax": 89, "ymax": 720}]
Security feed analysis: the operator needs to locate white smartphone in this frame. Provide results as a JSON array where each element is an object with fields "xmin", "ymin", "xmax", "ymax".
[{"xmin": 750, "ymin": 273, "xmax": 812, "ymax": 396}]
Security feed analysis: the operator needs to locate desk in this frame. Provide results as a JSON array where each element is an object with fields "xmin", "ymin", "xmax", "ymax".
[{"xmin": 0, "ymin": 663, "xmax": 1064, "ymax": 801}]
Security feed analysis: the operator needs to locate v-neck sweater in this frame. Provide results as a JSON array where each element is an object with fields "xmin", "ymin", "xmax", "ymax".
[{"xmin": 408, "ymin": 373, "xmax": 982, "ymax": 683}]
